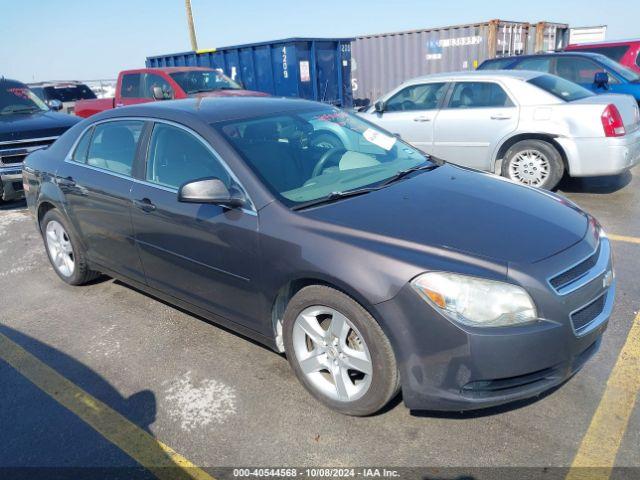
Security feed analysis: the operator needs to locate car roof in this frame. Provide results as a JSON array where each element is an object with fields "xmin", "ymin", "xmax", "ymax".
[
  {"xmin": 27, "ymin": 81, "xmax": 87, "ymax": 88},
  {"xmin": 484, "ymin": 51, "xmax": 608, "ymax": 63},
  {"xmin": 406, "ymin": 70, "xmax": 542, "ymax": 83},
  {"xmin": 568, "ymin": 39, "xmax": 640, "ymax": 47},
  {"xmin": 97, "ymin": 96, "xmax": 329, "ymax": 124}
]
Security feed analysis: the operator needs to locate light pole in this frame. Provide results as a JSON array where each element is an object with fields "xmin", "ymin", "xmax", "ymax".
[{"xmin": 185, "ymin": 0, "xmax": 198, "ymax": 51}]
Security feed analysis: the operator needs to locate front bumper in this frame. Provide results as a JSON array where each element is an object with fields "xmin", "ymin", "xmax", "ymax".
[
  {"xmin": 0, "ymin": 166, "xmax": 25, "ymax": 201},
  {"xmin": 558, "ymin": 127, "xmax": 640, "ymax": 177},
  {"xmin": 373, "ymin": 235, "xmax": 614, "ymax": 412}
]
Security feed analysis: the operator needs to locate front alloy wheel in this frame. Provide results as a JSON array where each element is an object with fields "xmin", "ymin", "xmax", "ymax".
[
  {"xmin": 292, "ymin": 306, "xmax": 373, "ymax": 402},
  {"xmin": 283, "ymin": 285, "xmax": 400, "ymax": 416}
]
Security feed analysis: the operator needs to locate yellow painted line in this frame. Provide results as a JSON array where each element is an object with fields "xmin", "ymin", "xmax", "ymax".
[
  {"xmin": 566, "ymin": 312, "xmax": 640, "ymax": 480},
  {"xmin": 608, "ymin": 234, "xmax": 640, "ymax": 245},
  {"xmin": 0, "ymin": 332, "xmax": 215, "ymax": 480}
]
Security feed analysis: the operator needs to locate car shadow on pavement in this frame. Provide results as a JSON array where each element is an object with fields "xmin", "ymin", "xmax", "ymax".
[
  {"xmin": 558, "ymin": 171, "xmax": 632, "ymax": 194},
  {"xmin": 0, "ymin": 324, "xmax": 196, "ymax": 479},
  {"xmin": 0, "ymin": 199, "xmax": 27, "ymax": 211}
]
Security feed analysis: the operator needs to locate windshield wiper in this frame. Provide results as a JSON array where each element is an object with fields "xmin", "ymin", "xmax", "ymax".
[
  {"xmin": 1, "ymin": 106, "xmax": 41, "ymax": 115},
  {"xmin": 380, "ymin": 162, "xmax": 441, "ymax": 187},
  {"xmin": 291, "ymin": 187, "xmax": 378, "ymax": 211}
]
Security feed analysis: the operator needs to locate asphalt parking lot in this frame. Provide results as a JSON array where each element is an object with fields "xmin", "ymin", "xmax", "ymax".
[{"xmin": 1, "ymin": 168, "xmax": 639, "ymax": 479}]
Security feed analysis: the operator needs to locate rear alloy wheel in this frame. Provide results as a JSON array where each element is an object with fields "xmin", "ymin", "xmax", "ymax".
[
  {"xmin": 40, "ymin": 209, "xmax": 100, "ymax": 285},
  {"xmin": 45, "ymin": 220, "xmax": 75, "ymax": 278},
  {"xmin": 283, "ymin": 285, "xmax": 399, "ymax": 416},
  {"xmin": 502, "ymin": 139, "xmax": 564, "ymax": 190}
]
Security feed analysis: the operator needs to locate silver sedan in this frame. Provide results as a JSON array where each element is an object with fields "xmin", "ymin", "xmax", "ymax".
[{"xmin": 359, "ymin": 70, "xmax": 640, "ymax": 189}]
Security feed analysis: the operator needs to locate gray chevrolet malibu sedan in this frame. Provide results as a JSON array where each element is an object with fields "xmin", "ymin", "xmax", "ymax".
[{"xmin": 23, "ymin": 97, "xmax": 615, "ymax": 415}]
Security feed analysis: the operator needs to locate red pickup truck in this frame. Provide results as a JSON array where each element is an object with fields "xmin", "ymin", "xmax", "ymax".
[
  {"xmin": 565, "ymin": 39, "xmax": 640, "ymax": 74},
  {"xmin": 75, "ymin": 67, "xmax": 267, "ymax": 118}
]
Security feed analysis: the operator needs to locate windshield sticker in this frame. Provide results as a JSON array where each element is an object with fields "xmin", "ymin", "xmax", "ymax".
[
  {"xmin": 363, "ymin": 128, "xmax": 396, "ymax": 151},
  {"xmin": 8, "ymin": 88, "xmax": 30, "ymax": 100}
]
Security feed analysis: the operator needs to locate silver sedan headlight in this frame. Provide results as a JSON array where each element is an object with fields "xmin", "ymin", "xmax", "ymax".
[{"xmin": 411, "ymin": 272, "xmax": 537, "ymax": 327}]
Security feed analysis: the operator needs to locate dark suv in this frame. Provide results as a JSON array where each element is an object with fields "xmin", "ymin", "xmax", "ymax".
[
  {"xmin": 28, "ymin": 81, "xmax": 97, "ymax": 115},
  {"xmin": 478, "ymin": 52, "xmax": 640, "ymax": 104},
  {"xmin": 1, "ymin": 78, "xmax": 79, "ymax": 202}
]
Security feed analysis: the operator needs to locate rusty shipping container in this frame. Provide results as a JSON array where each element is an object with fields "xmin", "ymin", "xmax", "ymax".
[{"xmin": 351, "ymin": 19, "xmax": 568, "ymax": 103}]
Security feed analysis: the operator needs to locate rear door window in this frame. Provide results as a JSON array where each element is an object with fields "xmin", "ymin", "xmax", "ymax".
[
  {"xmin": 385, "ymin": 83, "xmax": 448, "ymax": 112},
  {"xmin": 446, "ymin": 82, "xmax": 514, "ymax": 109},
  {"xmin": 120, "ymin": 74, "xmax": 142, "ymax": 98},
  {"xmin": 86, "ymin": 121, "xmax": 144, "ymax": 176}
]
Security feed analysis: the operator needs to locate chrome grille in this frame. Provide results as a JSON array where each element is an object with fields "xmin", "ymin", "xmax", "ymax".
[{"xmin": 0, "ymin": 137, "xmax": 57, "ymax": 166}]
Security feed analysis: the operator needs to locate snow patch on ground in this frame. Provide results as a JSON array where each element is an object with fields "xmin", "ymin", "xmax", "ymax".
[{"xmin": 163, "ymin": 371, "xmax": 236, "ymax": 431}]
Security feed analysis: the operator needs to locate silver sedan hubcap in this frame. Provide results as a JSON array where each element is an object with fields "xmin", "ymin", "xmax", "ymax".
[
  {"xmin": 292, "ymin": 306, "xmax": 373, "ymax": 402},
  {"xmin": 509, "ymin": 149, "xmax": 550, "ymax": 186},
  {"xmin": 45, "ymin": 220, "xmax": 75, "ymax": 277}
]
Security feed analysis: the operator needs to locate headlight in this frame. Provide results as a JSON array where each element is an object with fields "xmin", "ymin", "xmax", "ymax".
[{"xmin": 411, "ymin": 272, "xmax": 537, "ymax": 327}]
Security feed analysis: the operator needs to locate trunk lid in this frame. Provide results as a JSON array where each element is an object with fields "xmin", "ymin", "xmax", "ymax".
[{"xmin": 572, "ymin": 93, "xmax": 640, "ymax": 133}]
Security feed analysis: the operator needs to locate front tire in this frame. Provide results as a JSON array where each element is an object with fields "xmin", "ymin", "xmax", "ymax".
[
  {"xmin": 40, "ymin": 209, "xmax": 99, "ymax": 285},
  {"xmin": 283, "ymin": 285, "xmax": 400, "ymax": 416},
  {"xmin": 501, "ymin": 139, "xmax": 564, "ymax": 190}
]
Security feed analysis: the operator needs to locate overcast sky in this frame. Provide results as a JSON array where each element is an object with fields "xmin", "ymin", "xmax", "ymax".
[{"xmin": 1, "ymin": 0, "xmax": 638, "ymax": 82}]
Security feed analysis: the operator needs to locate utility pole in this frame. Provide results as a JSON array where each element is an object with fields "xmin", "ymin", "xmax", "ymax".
[{"xmin": 185, "ymin": 0, "xmax": 199, "ymax": 51}]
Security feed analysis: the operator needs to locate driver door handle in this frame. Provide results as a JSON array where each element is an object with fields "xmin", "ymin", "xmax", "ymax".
[
  {"xmin": 133, "ymin": 198, "xmax": 156, "ymax": 213},
  {"xmin": 413, "ymin": 116, "xmax": 432, "ymax": 122},
  {"xmin": 491, "ymin": 114, "xmax": 512, "ymax": 120}
]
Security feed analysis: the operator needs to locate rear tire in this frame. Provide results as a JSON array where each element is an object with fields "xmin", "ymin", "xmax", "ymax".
[
  {"xmin": 40, "ymin": 209, "xmax": 100, "ymax": 285},
  {"xmin": 501, "ymin": 139, "xmax": 564, "ymax": 190},
  {"xmin": 283, "ymin": 285, "xmax": 400, "ymax": 416}
]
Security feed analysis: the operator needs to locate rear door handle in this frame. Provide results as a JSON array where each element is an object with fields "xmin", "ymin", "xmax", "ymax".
[
  {"xmin": 133, "ymin": 198, "xmax": 156, "ymax": 213},
  {"xmin": 413, "ymin": 116, "xmax": 432, "ymax": 122},
  {"xmin": 491, "ymin": 115, "xmax": 512, "ymax": 120}
]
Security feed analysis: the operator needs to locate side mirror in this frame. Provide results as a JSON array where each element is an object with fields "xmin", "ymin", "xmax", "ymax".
[
  {"xmin": 48, "ymin": 99, "xmax": 63, "ymax": 111},
  {"xmin": 152, "ymin": 86, "xmax": 168, "ymax": 100},
  {"xmin": 594, "ymin": 72, "xmax": 609, "ymax": 89},
  {"xmin": 374, "ymin": 100, "xmax": 386, "ymax": 113},
  {"xmin": 178, "ymin": 178, "xmax": 246, "ymax": 208}
]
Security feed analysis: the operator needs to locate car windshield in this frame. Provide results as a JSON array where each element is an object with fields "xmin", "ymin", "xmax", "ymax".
[
  {"xmin": 43, "ymin": 85, "xmax": 96, "ymax": 102},
  {"xmin": 528, "ymin": 74, "xmax": 594, "ymax": 102},
  {"xmin": 169, "ymin": 70, "xmax": 242, "ymax": 94},
  {"xmin": 595, "ymin": 55, "xmax": 640, "ymax": 82},
  {"xmin": 0, "ymin": 83, "xmax": 49, "ymax": 115},
  {"xmin": 214, "ymin": 107, "xmax": 432, "ymax": 208}
]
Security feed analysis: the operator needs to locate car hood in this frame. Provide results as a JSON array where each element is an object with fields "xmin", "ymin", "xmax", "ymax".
[
  {"xmin": 0, "ymin": 110, "xmax": 80, "ymax": 143},
  {"xmin": 190, "ymin": 89, "xmax": 269, "ymax": 98},
  {"xmin": 302, "ymin": 165, "xmax": 588, "ymax": 264}
]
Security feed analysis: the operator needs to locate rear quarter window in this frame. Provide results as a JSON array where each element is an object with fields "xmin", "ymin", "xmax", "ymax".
[{"xmin": 528, "ymin": 74, "xmax": 594, "ymax": 102}]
